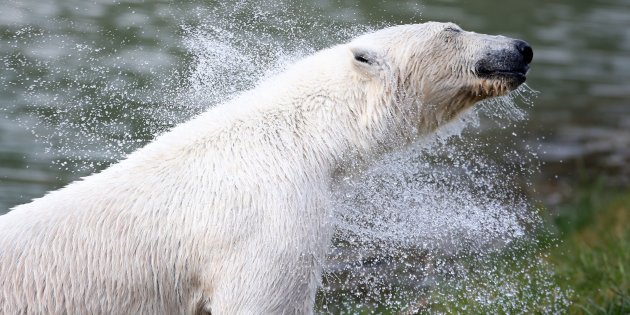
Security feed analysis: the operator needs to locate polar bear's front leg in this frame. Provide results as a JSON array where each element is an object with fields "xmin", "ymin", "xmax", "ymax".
[{"xmin": 206, "ymin": 245, "xmax": 322, "ymax": 315}]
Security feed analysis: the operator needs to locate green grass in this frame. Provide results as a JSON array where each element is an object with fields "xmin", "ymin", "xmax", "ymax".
[
  {"xmin": 547, "ymin": 186, "xmax": 630, "ymax": 314},
  {"xmin": 317, "ymin": 184, "xmax": 630, "ymax": 314},
  {"xmin": 420, "ymin": 184, "xmax": 630, "ymax": 314}
]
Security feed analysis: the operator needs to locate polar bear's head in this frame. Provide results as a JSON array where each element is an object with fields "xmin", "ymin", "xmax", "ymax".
[{"xmin": 345, "ymin": 22, "xmax": 533, "ymax": 133}]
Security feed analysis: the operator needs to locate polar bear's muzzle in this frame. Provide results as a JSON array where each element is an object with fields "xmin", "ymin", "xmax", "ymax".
[{"xmin": 474, "ymin": 39, "xmax": 533, "ymax": 92}]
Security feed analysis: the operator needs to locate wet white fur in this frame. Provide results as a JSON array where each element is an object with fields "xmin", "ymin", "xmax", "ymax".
[{"xmin": 0, "ymin": 22, "xmax": 516, "ymax": 314}]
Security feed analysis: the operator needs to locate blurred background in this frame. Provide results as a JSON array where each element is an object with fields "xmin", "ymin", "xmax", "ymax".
[{"xmin": 1, "ymin": 0, "xmax": 629, "ymax": 313}]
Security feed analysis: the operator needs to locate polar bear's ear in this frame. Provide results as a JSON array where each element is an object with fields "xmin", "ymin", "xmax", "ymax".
[{"xmin": 350, "ymin": 47, "xmax": 382, "ymax": 70}]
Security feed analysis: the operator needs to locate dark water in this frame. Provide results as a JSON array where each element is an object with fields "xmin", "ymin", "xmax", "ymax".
[{"xmin": 1, "ymin": 0, "xmax": 629, "ymax": 209}]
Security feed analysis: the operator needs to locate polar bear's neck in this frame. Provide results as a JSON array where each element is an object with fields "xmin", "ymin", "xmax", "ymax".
[{"xmin": 134, "ymin": 48, "xmax": 411, "ymax": 179}]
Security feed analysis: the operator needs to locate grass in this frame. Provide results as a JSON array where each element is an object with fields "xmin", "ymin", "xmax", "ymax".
[
  {"xmin": 317, "ymin": 183, "xmax": 630, "ymax": 314},
  {"xmin": 547, "ymin": 185, "xmax": 630, "ymax": 314},
  {"xmin": 419, "ymin": 183, "xmax": 630, "ymax": 314}
]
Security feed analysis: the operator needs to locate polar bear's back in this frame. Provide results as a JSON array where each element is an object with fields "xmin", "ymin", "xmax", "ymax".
[
  {"xmin": 0, "ymin": 86, "xmax": 335, "ymax": 313},
  {"xmin": 1, "ymin": 42, "xmax": 356, "ymax": 314}
]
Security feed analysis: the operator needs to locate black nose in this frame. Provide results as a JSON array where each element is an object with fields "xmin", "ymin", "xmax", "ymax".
[{"xmin": 514, "ymin": 40, "xmax": 533, "ymax": 64}]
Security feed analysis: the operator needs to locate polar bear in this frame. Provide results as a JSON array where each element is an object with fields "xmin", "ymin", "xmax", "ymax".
[{"xmin": 0, "ymin": 22, "xmax": 532, "ymax": 314}]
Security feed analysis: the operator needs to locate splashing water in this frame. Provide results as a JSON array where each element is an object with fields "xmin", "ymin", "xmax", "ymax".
[
  {"xmin": 2, "ymin": 1, "xmax": 570, "ymax": 313},
  {"xmin": 322, "ymin": 90, "xmax": 571, "ymax": 313}
]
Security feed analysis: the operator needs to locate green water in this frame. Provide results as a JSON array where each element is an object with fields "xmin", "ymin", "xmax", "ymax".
[{"xmin": 1, "ymin": 0, "xmax": 629, "ymax": 211}]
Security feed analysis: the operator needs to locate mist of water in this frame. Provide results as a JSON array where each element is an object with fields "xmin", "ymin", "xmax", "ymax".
[{"xmin": 322, "ymin": 90, "xmax": 571, "ymax": 313}]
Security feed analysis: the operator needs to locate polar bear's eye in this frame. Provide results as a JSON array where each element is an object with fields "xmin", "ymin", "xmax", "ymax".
[
  {"xmin": 354, "ymin": 53, "xmax": 371, "ymax": 64},
  {"xmin": 351, "ymin": 48, "xmax": 378, "ymax": 66}
]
